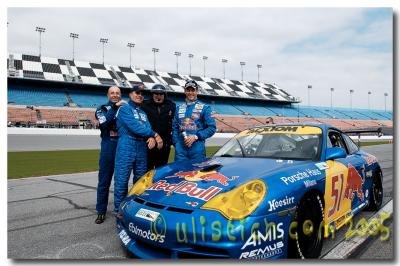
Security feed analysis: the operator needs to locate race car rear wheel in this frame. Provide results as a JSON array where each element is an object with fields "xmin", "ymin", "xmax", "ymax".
[
  {"xmin": 366, "ymin": 171, "xmax": 383, "ymax": 211},
  {"xmin": 288, "ymin": 193, "xmax": 324, "ymax": 259}
]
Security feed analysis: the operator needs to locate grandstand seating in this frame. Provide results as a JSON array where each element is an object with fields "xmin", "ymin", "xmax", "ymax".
[
  {"xmin": 8, "ymin": 86, "xmax": 68, "ymax": 107},
  {"xmin": 8, "ymin": 104, "xmax": 392, "ymax": 133},
  {"xmin": 8, "ymin": 85, "xmax": 393, "ymax": 120},
  {"xmin": 7, "ymin": 53, "xmax": 392, "ymax": 133}
]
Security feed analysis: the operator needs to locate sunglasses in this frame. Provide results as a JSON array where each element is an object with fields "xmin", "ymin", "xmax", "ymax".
[
  {"xmin": 153, "ymin": 92, "xmax": 165, "ymax": 96},
  {"xmin": 134, "ymin": 91, "xmax": 144, "ymax": 96}
]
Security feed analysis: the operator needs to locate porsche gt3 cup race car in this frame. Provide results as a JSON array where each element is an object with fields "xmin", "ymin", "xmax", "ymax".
[{"xmin": 116, "ymin": 123, "xmax": 383, "ymax": 259}]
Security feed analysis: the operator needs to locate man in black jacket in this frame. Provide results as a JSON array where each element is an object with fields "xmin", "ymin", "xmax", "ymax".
[{"xmin": 142, "ymin": 84, "xmax": 176, "ymax": 170}]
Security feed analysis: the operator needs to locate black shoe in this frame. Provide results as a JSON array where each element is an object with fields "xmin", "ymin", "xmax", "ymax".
[{"xmin": 95, "ymin": 214, "xmax": 106, "ymax": 224}]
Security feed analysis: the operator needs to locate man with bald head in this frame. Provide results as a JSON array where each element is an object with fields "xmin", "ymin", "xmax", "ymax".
[{"xmin": 94, "ymin": 86, "xmax": 127, "ymax": 224}]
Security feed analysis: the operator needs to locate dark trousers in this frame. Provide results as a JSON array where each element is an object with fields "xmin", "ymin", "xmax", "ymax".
[
  {"xmin": 96, "ymin": 138, "xmax": 118, "ymax": 214},
  {"xmin": 147, "ymin": 143, "xmax": 172, "ymax": 170}
]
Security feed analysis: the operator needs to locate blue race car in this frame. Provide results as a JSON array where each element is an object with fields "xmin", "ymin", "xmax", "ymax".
[{"xmin": 116, "ymin": 123, "xmax": 383, "ymax": 259}]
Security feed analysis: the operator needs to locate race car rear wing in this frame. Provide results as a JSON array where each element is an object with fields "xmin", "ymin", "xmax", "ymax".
[
  {"xmin": 343, "ymin": 127, "xmax": 383, "ymax": 147},
  {"xmin": 343, "ymin": 127, "xmax": 383, "ymax": 136}
]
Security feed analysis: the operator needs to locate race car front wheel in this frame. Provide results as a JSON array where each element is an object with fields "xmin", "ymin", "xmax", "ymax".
[
  {"xmin": 288, "ymin": 193, "xmax": 324, "ymax": 259},
  {"xmin": 366, "ymin": 171, "xmax": 383, "ymax": 211}
]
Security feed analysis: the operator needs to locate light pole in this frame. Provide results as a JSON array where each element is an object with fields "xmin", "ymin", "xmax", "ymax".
[
  {"xmin": 307, "ymin": 85, "xmax": 312, "ymax": 106},
  {"xmin": 152, "ymin": 48, "xmax": 159, "ymax": 71},
  {"xmin": 35, "ymin": 27, "xmax": 46, "ymax": 57},
  {"xmin": 349, "ymin": 89, "xmax": 354, "ymax": 109},
  {"xmin": 99, "ymin": 38, "xmax": 108, "ymax": 65},
  {"xmin": 127, "ymin": 42, "xmax": 135, "ymax": 68},
  {"xmin": 257, "ymin": 64, "xmax": 262, "ymax": 83},
  {"xmin": 330, "ymin": 88, "xmax": 334, "ymax": 109},
  {"xmin": 368, "ymin": 91, "xmax": 371, "ymax": 110},
  {"xmin": 384, "ymin": 92, "xmax": 388, "ymax": 112},
  {"xmin": 202, "ymin": 56, "xmax": 208, "ymax": 77},
  {"xmin": 188, "ymin": 53, "xmax": 194, "ymax": 76},
  {"xmin": 221, "ymin": 59, "xmax": 228, "ymax": 79},
  {"xmin": 240, "ymin": 62, "xmax": 246, "ymax": 81},
  {"xmin": 174, "ymin": 52, "xmax": 181, "ymax": 74},
  {"xmin": 70, "ymin": 33, "xmax": 79, "ymax": 61}
]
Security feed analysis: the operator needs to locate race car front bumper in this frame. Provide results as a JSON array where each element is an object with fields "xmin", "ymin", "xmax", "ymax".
[{"xmin": 116, "ymin": 196, "xmax": 292, "ymax": 259}]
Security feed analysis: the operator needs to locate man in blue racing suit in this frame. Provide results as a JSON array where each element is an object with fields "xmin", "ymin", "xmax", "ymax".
[
  {"xmin": 113, "ymin": 85, "xmax": 163, "ymax": 214},
  {"xmin": 172, "ymin": 80, "xmax": 217, "ymax": 162},
  {"xmin": 95, "ymin": 86, "xmax": 127, "ymax": 224}
]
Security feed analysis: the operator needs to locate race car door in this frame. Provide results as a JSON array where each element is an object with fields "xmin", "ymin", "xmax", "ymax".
[{"xmin": 323, "ymin": 129, "xmax": 366, "ymax": 235}]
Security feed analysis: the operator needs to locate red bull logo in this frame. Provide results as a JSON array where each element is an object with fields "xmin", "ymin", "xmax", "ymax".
[
  {"xmin": 180, "ymin": 118, "xmax": 197, "ymax": 131},
  {"xmin": 169, "ymin": 170, "xmax": 238, "ymax": 186},
  {"xmin": 146, "ymin": 180, "xmax": 222, "ymax": 202},
  {"xmin": 344, "ymin": 165, "xmax": 364, "ymax": 201}
]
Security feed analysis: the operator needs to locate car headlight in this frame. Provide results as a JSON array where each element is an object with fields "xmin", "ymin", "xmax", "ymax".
[
  {"xmin": 127, "ymin": 169, "xmax": 155, "ymax": 197},
  {"xmin": 201, "ymin": 180, "xmax": 267, "ymax": 220}
]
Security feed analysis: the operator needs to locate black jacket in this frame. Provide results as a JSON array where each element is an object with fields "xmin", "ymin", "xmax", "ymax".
[{"xmin": 142, "ymin": 98, "xmax": 176, "ymax": 144}]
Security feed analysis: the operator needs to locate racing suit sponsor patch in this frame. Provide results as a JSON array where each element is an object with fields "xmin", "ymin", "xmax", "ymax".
[{"xmin": 98, "ymin": 115, "xmax": 106, "ymax": 124}]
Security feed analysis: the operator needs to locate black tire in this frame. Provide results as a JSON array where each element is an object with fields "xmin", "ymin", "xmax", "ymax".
[
  {"xmin": 366, "ymin": 171, "xmax": 383, "ymax": 211},
  {"xmin": 288, "ymin": 193, "xmax": 324, "ymax": 259}
]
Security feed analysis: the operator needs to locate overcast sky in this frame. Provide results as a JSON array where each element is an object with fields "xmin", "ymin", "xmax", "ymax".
[{"xmin": 7, "ymin": 7, "xmax": 393, "ymax": 111}]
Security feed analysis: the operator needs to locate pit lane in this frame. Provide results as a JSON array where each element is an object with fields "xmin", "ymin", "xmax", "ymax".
[{"xmin": 7, "ymin": 144, "xmax": 393, "ymax": 259}]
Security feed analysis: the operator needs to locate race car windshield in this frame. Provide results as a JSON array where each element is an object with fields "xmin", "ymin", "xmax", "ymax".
[{"xmin": 215, "ymin": 126, "xmax": 322, "ymax": 161}]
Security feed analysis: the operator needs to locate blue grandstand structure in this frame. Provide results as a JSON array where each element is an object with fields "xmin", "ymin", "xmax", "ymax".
[{"xmin": 7, "ymin": 53, "xmax": 392, "ymax": 131}]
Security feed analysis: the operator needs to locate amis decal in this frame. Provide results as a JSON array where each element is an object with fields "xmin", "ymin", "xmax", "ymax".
[{"xmin": 241, "ymin": 222, "xmax": 285, "ymax": 250}]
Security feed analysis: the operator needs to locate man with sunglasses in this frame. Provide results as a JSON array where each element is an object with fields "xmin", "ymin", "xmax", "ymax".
[
  {"xmin": 172, "ymin": 80, "xmax": 217, "ymax": 163},
  {"xmin": 113, "ymin": 84, "xmax": 163, "ymax": 215},
  {"xmin": 142, "ymin": 84, "xmax": 176, "ymax": 170}
]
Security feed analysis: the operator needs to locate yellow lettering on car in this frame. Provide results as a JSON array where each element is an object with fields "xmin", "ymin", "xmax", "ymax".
[{"xmin": 235, "ymin": 126, "xmax": 322, "ymax": 138}]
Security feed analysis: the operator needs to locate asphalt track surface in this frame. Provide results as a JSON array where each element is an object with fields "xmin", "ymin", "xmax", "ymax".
[{"xmin": 7, "ymin": 144, "xmax": 393, "ymax": 259}]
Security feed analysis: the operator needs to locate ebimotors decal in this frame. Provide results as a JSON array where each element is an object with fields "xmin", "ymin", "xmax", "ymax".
[
  {"xmin": 128, "ymin": 222, "xmax": 165, "ymax": 243},
  {"xmin": 135, "ymin": 208, "xmax": 160, "ymax": 222},
  {"xmin": 146, "ymin": 180, "xmax": 222, "ymax": 201}
]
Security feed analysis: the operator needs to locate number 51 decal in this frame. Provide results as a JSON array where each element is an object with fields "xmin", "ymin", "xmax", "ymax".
[{"xmin": 328, "ymin": 174, "xmax": 344, "ymax": 217}]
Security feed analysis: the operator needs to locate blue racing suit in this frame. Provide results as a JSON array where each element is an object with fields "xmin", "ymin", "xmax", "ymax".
[
  {"xmin": 95, "ymin": 101, "xmax": 119, "ymax": 214},
  {"xmin": 113, "ymin": 100, "xmax": 156, "ymax": 212},
  {"xmin": 172, "ymin": 100, "xmax": 217, "ymax": 163}
]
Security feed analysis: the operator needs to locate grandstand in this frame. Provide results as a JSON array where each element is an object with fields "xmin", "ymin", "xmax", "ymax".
[{"xmin": 7, "ymin": 53, "xmax": 393, "ymax": 133}]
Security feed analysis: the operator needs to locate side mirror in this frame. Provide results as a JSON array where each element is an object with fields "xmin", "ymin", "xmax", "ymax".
[{"xmin": 326, "ymin": 147, "xmax": 347, "ymax": 161}]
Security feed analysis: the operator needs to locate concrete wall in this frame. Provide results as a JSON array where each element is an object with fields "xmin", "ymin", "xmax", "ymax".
[{"xmin": 7, "ymin": 128, "xmax": 392, "ymax": 152}]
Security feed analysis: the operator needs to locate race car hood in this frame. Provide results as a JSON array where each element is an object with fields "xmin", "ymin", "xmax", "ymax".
[{"xmin": 135, "ymin": 157, "xmax": 312, "ymax": 209}]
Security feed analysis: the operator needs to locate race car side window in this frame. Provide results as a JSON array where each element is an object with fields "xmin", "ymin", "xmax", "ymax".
[
  {"xmin": 327, "ymin": 130, "xmax": 349, "ymax": 154},
  {"xmin": 342, "ymin": 133, "xmax": 359, "ymax": 154}
]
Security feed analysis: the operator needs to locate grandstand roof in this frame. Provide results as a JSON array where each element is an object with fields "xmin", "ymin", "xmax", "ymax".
[{"xmin": 7, "ymin": 53, "xmax": 299, "ymax": 104}]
